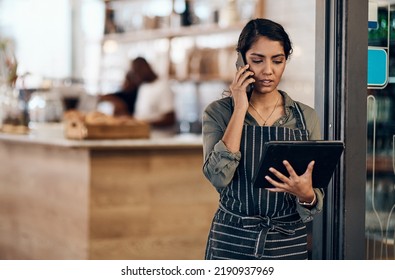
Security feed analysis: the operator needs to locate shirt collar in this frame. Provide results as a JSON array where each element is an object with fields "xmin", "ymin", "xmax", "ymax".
[
  {"xmin": 274, "ymin": 90, "xmax": 296, "ymax": 126},
  {"xmin": 279, "ymin": 90, "xmax": 296, "ymax": 109}
]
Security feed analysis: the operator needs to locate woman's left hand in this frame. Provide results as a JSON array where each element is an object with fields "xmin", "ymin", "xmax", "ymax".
[{"xmin": 265, "ymin": 160, "xmax": 315, "ymax": 202}]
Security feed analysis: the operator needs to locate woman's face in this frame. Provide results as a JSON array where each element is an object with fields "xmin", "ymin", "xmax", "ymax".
[{"xmin": 245, "ymin": 36, "xmax": 287, "ymax": 95}]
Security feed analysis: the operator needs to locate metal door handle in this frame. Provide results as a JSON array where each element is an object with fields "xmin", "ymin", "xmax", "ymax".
[{"xmin": 393, "ymin": 135, "xmax": 395, "ymax": 175}]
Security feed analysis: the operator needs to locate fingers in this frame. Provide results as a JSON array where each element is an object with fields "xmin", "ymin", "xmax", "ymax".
[
  {"xmin": 265, "ymin": 160, "xmax": 315, "ymax": 195},
  {"xmin": 234, "ymin": 64, "xmax": 248, "ymax": 82},
  {"xmin": 264, "ymin": 175, "xmax": 286, "ymax": 191},
  {"xmin": 283, "ymin": 160, "xmax": 297, "ymax": 178},
  {"xmin": 236, "ymin": 63, "xmax": 249, "ymax": 72},
  {"xmin": 305, "ymin": 160, "xmax": 315, "ymax": 175},
  {"xmin": 268, "ymin": 166, "xmax": 290, "ymax": 183},
  {"xmin": 234, "ymin": 64, "xmax": 254, "ymax": 87},
  {"xmin": 265, "ymin": 160, "xmax": 307, "ymax": 185},
  {"xmin": 245, "ymin": 77, "xmax": 255, "ymax": 88},
  {"xmin": 273, "ymin": 160, "xmax": 314, "ymax": 179},
  {"xmin": 264, "ymin": 165, "xmax": 290, "ymax": 192}
]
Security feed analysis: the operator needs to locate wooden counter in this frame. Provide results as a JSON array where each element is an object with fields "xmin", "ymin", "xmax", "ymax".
[{"xmin": 0, "ymin": 131, "xmax": 218, "ymax": 260}]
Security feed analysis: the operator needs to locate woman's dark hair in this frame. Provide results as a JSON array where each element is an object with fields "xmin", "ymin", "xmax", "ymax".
[
  {"xmin": 131, "ymin": 57, "xmax": 158, "ymax": 83},
  {"xmin": 236, "ymin": 18, "xmax": 293, "ymax": 60}
]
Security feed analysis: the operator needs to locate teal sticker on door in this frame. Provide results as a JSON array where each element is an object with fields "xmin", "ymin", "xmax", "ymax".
[{"xmin": 368, "ymin": 48, "xmax": 388, "ymax": 88}]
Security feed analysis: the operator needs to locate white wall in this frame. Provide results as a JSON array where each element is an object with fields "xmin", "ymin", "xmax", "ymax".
[
  {"xmin": 0, "ymin": 0, "xmax": 72, "ymax": 81},
  {"xmin": 0, "ymin": 0, "xmax": 316, "ymax": 105}
]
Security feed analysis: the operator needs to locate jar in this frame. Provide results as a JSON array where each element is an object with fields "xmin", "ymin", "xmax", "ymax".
[
  {"xmin": 27, "ymin": 90, "xmax": 64, "ymax": 123},
  {"xmin": 0, "ymin": 85, "xmax": 29, "ymax": 134}
]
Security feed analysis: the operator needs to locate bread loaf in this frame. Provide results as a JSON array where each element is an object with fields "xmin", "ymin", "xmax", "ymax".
[{"xmin": 64, "ymin": 110, "xmax": 142, "ymax": 126}]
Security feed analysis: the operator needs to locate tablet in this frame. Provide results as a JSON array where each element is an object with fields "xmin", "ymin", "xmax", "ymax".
[{"xmin": 252, "ymin": 140, "xmax": 344, "ymax": 189}]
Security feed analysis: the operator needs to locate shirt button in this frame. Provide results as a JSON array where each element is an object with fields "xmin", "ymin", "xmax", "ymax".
[{"xmin": 279, "ymin": 120, "xmax": 284, "ymax": 124}]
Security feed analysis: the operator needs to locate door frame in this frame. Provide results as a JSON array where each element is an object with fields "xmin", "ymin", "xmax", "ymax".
[{"xmin": 314, "ymin": 0, "xmax": 368, "ymax": 259}]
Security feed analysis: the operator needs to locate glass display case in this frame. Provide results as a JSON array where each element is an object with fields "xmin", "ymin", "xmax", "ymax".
[{"xmin": 366, "ymin": 0, "xmax": 395, "ymax": 260}]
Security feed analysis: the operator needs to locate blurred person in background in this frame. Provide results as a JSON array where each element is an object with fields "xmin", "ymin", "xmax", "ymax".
[
  {"xmin": 99, "ymin": 57, "xmax": 176, "ymax": 129},
  {"xmin": 99, "ymin": 68, "xmax": 139, "ymax": 116}
]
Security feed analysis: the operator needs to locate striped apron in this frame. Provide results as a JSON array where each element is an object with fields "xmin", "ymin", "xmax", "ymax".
[{"xmin": 205, "ymin": 102, "xmax": 310, "ymax": 260}]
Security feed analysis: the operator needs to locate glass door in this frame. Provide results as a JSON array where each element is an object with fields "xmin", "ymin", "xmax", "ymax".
[{"xmin": 366, "ymin": 0, "xmax": 395, "ymax": 260}]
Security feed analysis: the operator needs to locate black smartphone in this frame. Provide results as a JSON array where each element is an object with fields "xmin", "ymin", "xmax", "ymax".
[{"xmin": 235, "ymin": 52, "xmax": 253, "ymax": 99}]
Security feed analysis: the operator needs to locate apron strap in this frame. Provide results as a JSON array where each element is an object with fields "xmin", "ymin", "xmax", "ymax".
[{"xmin": 292, "ymin": 102, "xmax": 308, "ymax": 132}]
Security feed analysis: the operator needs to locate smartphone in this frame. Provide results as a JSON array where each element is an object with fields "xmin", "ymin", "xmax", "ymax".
[
  {"xmin": 235, "ymin": 52, "xmax": 253, "ymax": 99},
  {"xmin": 235, "ymin": 52, "xmax": 246, "ymax": 70}
]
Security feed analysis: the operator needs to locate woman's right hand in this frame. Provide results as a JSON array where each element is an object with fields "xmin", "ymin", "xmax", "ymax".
[
  {"xmin": 229, "ymin": 64, "xmax": 255, "ymax": 112},
  {"xmin": 221, "ymin": 64, "xmax": 254, "ymax": 154}
]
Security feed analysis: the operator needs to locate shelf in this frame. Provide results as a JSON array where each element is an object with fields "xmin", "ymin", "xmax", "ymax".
[
  {"xmin": 367, "ymin": 155, "xmax": 394, "ymax": 173},
  {"xmin": 99, "ymin": 0, "xmax": 262, "ymax": 92},
  {"xmin": 102, "ymin": 22, "xmax": 246, "ymax": 43},
  {"xmin": 169, "ymin": 74, "xmax": 232, "ymax": 83}
]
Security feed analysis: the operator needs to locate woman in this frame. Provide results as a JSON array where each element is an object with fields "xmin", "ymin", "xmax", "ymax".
[
  {"xmin": 132, "ymin": 57, "xmax": 176, "ymax": 128},
  {"xmin": 202, "ymin": 18, "xmax": 323, "ymax": 260},
  {"xmin": 98, "ymin": 68, "xmax": 140, "ymax": 116},
  {"xmin": 98, "ymin": 57, "xmax": 176, "ymax": 128}
]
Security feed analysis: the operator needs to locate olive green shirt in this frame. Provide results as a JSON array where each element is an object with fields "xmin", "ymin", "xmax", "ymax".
[{"xmin": 202, "ymin": 90, "xmax": 323, "ymax": 222}]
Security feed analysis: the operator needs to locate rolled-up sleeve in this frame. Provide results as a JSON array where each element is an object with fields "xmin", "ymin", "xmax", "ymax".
[
  {"xmin": 202, "ymin": 99, "xmax": 241, "ymax": 189},
  {"xmin": 203, "ymin": 140, "xmax": 241, "ymax": 188},
  {"xmin": 296, "ymin": 188, "xmax": 324, "ymax": 222}
]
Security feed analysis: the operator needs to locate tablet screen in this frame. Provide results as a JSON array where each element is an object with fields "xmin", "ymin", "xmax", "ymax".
[{"xmin": 252, "ymin": 141, "xmax": 344, "ymax": 189}]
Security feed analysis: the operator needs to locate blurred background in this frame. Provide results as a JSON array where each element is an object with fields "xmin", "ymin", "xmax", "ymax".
[{"xmin": 0, "ymin": 0, "xmax": 316, "ymax": 134}]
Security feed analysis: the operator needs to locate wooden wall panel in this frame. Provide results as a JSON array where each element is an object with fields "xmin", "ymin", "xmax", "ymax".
[
  {"xmin": 0, "ymin": 142, "xmax": 90, "ymax": 259},
  {"xmin": 89, "ymin": 149, "xmax": 218, "ymax": 260},
  {"xmin": 0, "ymin": 142, "xmax": 218, "ymax": 260}
]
